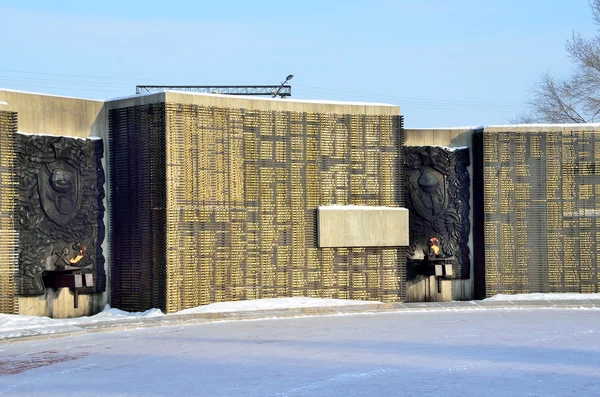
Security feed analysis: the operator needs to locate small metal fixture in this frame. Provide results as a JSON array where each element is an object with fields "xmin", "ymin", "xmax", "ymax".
[
  {"xmin": 135, "ymin": 75, "xmax": 295, "ymax": 98},
  {"xmin": 272, "ymin": 74, "xmax": 294, "ymax": 98}
]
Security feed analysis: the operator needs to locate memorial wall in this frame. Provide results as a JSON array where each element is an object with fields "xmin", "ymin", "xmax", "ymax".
[
  {"xmin": 5, "ymin": 87, "xmax": 600, "ymax": 317},
  {"xmin": 473, "ymin": 126, "xmax": 600, "ymax": 298},
  {"xmin": 109, "ymin": 98, "xmax": 406, "ymax": 313},
  {"xmin": 0, "ymin": 111, "xmax": 18, "ymax": 314},
  {"xmin": 0, "ymin": 90, "xmax": 108, "ymax": 318}
]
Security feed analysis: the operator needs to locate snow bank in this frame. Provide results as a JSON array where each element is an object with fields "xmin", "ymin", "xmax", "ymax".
[
  {"xmin": 2, "ymin": 295, "xmax": 598, "ymax": 340},
  {"xmin": 173, "ymin": 297, "xmax": 382, "ymax": 315},
  {"xmin": 0, "ymin": 314, "xmax": 82, "ymax": 339},
  {"xmin": 0, "ymin": 298, "xmax": 379, "ymax": 339},
  {"xmin": 485, "ymin": 293, "xmax": 600, "ymax": 301},
  {"xmin": 0, "ymin": 305, "xmax": 163, "ymax": 339}
]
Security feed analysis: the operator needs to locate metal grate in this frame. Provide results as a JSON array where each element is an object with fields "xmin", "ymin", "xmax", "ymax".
[
  {"xmin": 0, "ymin": 111, "xmax": 18, "ymax": 314},
  {"xmin": 472, "ymin": 129, "xmax": 486, "ymax": 299},
  {"xmin": 109, "ymin": 104, "xmax": 167, "ymax": 312},
  {"xmin": 473, "ymin": 128, "xmax": 600, "ymax": 297},
  {"xmin": 109, "ymin": 103, "xmax": 406, "ymax": 313}
]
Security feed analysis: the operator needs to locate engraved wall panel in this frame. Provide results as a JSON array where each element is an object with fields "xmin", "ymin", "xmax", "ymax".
[
  {"xmin": 164, "ymin": 104, "xmax": 405, "ymax": 313},
  {"xmin": 473, "ymin": 128, "xmax": 600, "ymax": 297},
  {"xmin": 0, "ymin": 111, "xmax": 18, "ymax": 314},
  {"xmin": 109, "ymin": 103, "xmax": 405, "ymax": 313}
]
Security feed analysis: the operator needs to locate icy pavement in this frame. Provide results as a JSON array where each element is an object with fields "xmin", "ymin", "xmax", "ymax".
[{"xmin": 0, "ymin": 308, "xmax": 599, "ymax": 396}]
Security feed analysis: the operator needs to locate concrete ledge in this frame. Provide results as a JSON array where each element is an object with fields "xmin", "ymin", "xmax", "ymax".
[{"xmin": 318, "ymin": 206, "xmax": 409, "ymax": 247}]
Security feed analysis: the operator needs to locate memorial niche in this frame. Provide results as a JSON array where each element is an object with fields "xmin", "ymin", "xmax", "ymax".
[
  {"xmin": 404, "ymin": 146, "xmax": 471, "ymax": 279},
  {"xmin": 15, "ymin": 134, "xmax": 105, "ymax": 301}
]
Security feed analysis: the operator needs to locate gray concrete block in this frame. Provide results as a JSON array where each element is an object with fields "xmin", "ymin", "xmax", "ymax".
[{"xmin": 317, "ymin": 206, "xmax": 409, "ymax": 247}]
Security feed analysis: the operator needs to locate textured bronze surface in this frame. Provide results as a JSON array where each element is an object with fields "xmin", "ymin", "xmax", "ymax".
[
  {"xmin": 473, "ymin": 128, "xmax": 600, "ymax": 297},
  {"xmin": 110, "ymin": 103, "xmax": 405, "ymax": 313},
  {"xmin": 404, "ymin": 146, "xmax": 471, "ymax": 279},
  {"xmin": 15, "ymin": 134, "xmax": 105, "ymax": 297}
]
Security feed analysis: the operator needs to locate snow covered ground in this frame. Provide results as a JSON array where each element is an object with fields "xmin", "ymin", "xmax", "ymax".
[
  {"xmin": 485, "ymin": 293, "xmax": 600, "ymax": 301},
  {"xmin": 0, "ymin": 298, "xmax": 380, "ymax": 340},
  {"xmin": 0, "ymin": 307, "xmax": 599, "ymax": 396},
  {"xmin": 176, "ymin": 297, "xmax": 381, "ymax": 315},
  {"xmin": 1, "ymin": 294, "xmax": 600, "ymax": 340}
]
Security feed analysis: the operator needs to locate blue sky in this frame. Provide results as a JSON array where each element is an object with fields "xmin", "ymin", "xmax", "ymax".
[{"xmin": 0, "ymin": 0, "xmax": 595, "ymax": 127}]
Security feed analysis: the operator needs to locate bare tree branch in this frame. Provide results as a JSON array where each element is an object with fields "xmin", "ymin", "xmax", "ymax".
[{"xmin": 520, "ymin": 0, "xmax": 600, "ymax": 123}]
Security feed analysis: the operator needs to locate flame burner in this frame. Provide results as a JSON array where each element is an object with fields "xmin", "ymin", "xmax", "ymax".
[
  {"xmin": 428, "ymin": 237, "xmax": 441, "ymax": 257},
  {"xmin": 426, "ymin": 236, "xmax": 454, "ymax": 276},
  {"xmin": 52, "ymin": 245, "xmax": 88, "ymax": 268},
  {"xmin": 69, "ymin": 251, "xmax": 84, "ymax": 265}
]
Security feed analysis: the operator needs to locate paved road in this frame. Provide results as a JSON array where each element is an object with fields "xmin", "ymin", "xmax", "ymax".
[{"xmin": 1, "ymin": 308, "xmax": 599, "ymax": 396}]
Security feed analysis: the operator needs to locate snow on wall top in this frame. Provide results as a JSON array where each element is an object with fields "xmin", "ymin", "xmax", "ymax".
[
  {"xmin": 411, "ymin": 123, "xmax": 600, "ymax": 130},
  {"xmin": 0, "ymin": 88, "xmax": 103, "ymax": 102},
  {"xmin": 17, "ymin": 130, "xmax": 101, "ymax": 141},
  {"xmin": 318, "ymin": 205, "xmax": 403, "ymax": 211},
  {"xmin": 109, "ymin": 90, "xmax": 397, "ymax": 107},
  {"xmin": 0, "ymin": 87, "xmax": 395, "ymax": 107},
  {"xmin": 482, "ymin": 123, "xmax": 600, "ymax": 128},
  {"xmin": 407, "ymin": 126, "xmax": 481, "ymax": 130}
]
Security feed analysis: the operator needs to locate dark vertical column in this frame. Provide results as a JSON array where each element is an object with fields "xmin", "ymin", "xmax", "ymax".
[
  {"xmin": 93, "ymin": 139, "xmax": 106, "ymax": 293},
  {"xmin": 109, "ymin": 104, "xmax": 166, "ymax": 312}
]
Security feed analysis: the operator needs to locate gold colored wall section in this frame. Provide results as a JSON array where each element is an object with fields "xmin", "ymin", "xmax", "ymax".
[
  {"xmin": 318, "ymin": 206, "xmax": 409, "ymax": 247},
  {"xmin": 163, "ymin": 104, "xmax": 405, "ymax": 313},
  {"xmin": 473, "ymin": 126, "xmax": 600, "ymax": 298},
  {"xmin": 0, "ymin": 111, "xmax": 18, "ymax": 314}
]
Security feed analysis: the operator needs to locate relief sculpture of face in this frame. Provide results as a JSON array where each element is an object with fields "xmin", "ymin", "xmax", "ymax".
[
  {"xmin": 50, "ymin": 168, "xmax": 77, "ymax": 214},
  {"xmin": 408, "ymin": 167, "xmax": 448, "ymax": 221},
  {"xmin": 38, "ymin": 159, "xmax": 81, "ymax": 225}
]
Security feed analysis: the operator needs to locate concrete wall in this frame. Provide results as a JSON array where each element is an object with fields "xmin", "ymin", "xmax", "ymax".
[
  {"xmin": 105, "ymin": 91, "xmax": 400, "ymax": 116},
  {"xmin": 0, "ymin": 90, "xmax": 106, "ymax": 138},
  {"xmin": 404, "ymin": 128, "xmax": 476, "ymax": 302},
  {"xmin": 0, "ymin": 89, "xmax": 108, "ymax": 317},
  {"xmin": 160, "ymin": 91, "xmax": 400, "ymax": 115},
  {"xmin": 318, "ymin": 206, "xmax": 409, "ymax": 247}
]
